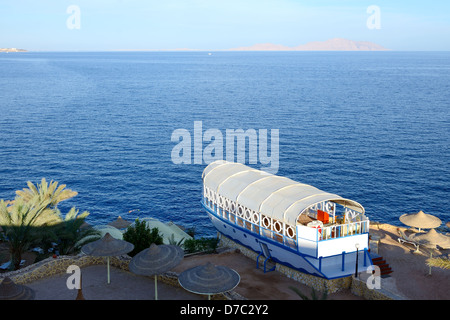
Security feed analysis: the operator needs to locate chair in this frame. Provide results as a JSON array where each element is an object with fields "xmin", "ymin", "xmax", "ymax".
[
  {"xmin": 397, "ymin": 228, "xmax": 421, "ymax": 252},
  {"xmin": 256, "ymin": 242, "xmax": 276, "ymax": 273},
  {"xmin": 317, "ymin": 210, "xmax": 329, "ymax": 224},
  {"xmin": 0, "ymin": 260, "xmax": 25, "ymax": 270}
]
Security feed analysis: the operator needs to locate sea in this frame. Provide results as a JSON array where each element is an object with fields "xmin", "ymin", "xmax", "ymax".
[{"xmin": 0, "ymin": 51, "xmax": 449, "ymax": 237}]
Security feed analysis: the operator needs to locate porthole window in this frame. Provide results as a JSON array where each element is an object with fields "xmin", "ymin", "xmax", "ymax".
[
  {"xmin": 251, "ymin": 212, "xmax": 259, "ymax": 224},
  {"xmin": 262, "ymin": 216, "xmax": 271, "ymax": 228},
  {"xmin": 237, "ymin": 205, "xmax": 244, "ymax": 217},
  {"xmin": 273, "ymin": 220, "xmax": 282, "ymax": 233},
  {"xmin": 225, "ymin": 199, "xmax": 230, "ymax": 210},
  {"xmin": 245, "ymin": 209, "xmax": 251, "ymax": 220},
  {"xmin": 286, "ymin": 226, "xmax": 295, "ymax": 238}
]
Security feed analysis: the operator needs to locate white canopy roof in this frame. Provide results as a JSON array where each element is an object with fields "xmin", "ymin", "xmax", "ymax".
[{"xmin": 202, "ymin": 161, "xmax": 364, "ymax": 226}]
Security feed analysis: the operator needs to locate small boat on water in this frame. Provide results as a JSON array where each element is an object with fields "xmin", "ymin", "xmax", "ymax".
[{"xmin": 202, "ymin": 160, "xmax": 373, "ymax": 279}]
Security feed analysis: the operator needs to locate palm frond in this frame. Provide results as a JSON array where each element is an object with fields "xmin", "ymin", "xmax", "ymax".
[
  {"xmin": 426, "ymin": 257, "xmax": 450, "ymax": 270},
  {"xmin": 16, "ymin": 178, "xmax": 78, "ymax": 208}
]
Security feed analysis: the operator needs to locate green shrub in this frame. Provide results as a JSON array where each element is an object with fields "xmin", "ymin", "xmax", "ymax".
[
  {"xmin": 183, "ymin": 237, "xmax": 219, "ymax": 254},
  {"xmin": 123, "ymin": 219, "xmax": 163, "ymax": 256}
]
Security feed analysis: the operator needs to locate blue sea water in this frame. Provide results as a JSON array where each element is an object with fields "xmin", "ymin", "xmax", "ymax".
[{"xmin": 0, "ymin": 51, "xmax": 449, "ymax": 237}]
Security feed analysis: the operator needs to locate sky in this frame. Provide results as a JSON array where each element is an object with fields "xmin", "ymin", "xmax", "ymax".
[{"xmin": 1, "ymin": 0, "xmax": 449, "ymax": 51}]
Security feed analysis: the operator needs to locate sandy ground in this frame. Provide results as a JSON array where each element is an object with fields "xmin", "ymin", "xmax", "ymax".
[
  {"xmin": 25, "ymin": 264, "xmax": 203, "ymax": 300},
  {"xmin": 172, "ymin": 249, "xmax": 360, "ymax": 300},
  {"xmin": 367, "ymin": 223, "xmax": 450, "ymax": 300},
  {"xmin": 1, "ymin": 223, "xmax": 449, "ymax": 301}
]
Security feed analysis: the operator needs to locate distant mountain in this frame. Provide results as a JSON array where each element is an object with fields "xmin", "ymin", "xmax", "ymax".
[
  {"xmin": 228, "ymin": 38, "xmax": 389, "ymax": 51},
  {"xmin": 294, "ymin": 38, "xmax": 389, "ymax": 51}
]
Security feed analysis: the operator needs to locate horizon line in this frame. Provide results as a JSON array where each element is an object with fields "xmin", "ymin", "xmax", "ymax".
[{"xmin": 6, "ymin": 49, "xmax": 450, "ymax": 52}]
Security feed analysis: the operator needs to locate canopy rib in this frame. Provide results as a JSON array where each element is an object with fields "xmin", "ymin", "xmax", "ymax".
[{"xmin": 203, "ymin": 161, "xmax": 364, "ymax": 225}]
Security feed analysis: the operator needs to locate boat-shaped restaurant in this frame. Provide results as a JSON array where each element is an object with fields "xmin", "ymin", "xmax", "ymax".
[{"xmin": 202, "ymin": 160, "xmax": 373, "ymax": 279}]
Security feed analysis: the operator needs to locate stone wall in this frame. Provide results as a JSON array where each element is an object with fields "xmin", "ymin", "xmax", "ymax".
[
  {"xmin": 218, "ymin": 234, "xmax": 351, "ymax": 294},
  {"xmin": 350, "ymin": 273, "xmax": 405, "ymax": 300},
  {"xmin": 0, "ymin": 253, "xmax": 245, "ymax": 300},
  {"xmin": 219, "ymin": 234, "xmax": 401, "ymax": 300},
  {"xmin": 2, "ymin": 253, "xmax": 130, "ymax": 285},
  {"xmin": 1, "ymin": 237, "xmax": 403, "ymax": 300}
]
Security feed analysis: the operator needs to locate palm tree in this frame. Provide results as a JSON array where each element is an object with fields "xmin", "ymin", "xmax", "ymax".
[
  {"xmin": 1, "ymin": 179, "xmax": 88, "ymax": 270},
  {"xmin": 15, "ymin": 178, "xmax": 78, "ymax": 211},
  {"xmin": 426, "ymin": 257, "xmax": 450, "ymax": 270},
  {"xmin": 55, "ymin": 207, "xmax": 101, "ymax": 255},
  {"xmin": 0, "ymin": 196, "xmax": 61, "ymax": 269}
]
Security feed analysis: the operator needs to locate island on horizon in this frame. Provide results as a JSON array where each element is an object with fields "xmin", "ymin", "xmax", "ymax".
[
  {"xmin": 2, "ymin": 38, "xmax": 389, "ymax": 52},
  {"xmin": 114, "ymin": 38, "xmax": 389, "ymax": 52},
  {"xmin": 0, "ymin": 48, "xmax": 27, "ymax": 53},
  {"xmin": 228, "ymin": 38, "xmax": 389, "ymax": 51}
]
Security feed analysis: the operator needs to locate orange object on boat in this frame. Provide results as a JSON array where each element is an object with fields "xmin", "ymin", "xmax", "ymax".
[{"xmin": 317, "ymin": 210, "xmax": 329, "ymax": 224}]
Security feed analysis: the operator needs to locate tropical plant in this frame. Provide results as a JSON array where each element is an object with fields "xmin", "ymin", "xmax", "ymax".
[
  {"xmin": 167, "ymin": 233, "xmax": 185, "ymax": 246},
  {"xmin": 0, "ymin": 179, "xmax": 91, "ymax": 270},
  {"xmin": 182, "ymin": 238, "xmax": 198, "ymax": 254},
  {"xmin": 0, "ymin": 196, "xmax": 61, "ymax": 270},
  {"xmin": 123, "ymin": 218, "xmax": 163, "ymax": 256},
  {"xmin": 426, "ymin": 257, "xmax": 450, "ymax": 270},
  {"xmin": 183, "ymin": 237, "xmax": 219, "ymax": 254},
  {"xmin": 15, "ymin": 178, "xmax": 78, "ymax": 206},
  {"xmin": 53, "ymin": 207, "xmax": 101, "ymax": 255}
]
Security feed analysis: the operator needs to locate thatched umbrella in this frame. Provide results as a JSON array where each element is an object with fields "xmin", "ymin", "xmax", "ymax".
[
  {"xmin": 178, "ymin": 262, "xmax": 240, "ymax": 300},
  {"xmin": 129, "ymin": 243, "xmax": 184, "ymax": 300},
  {"xmin": 411, "ymin": 229, "xmax": 450, "ymax": 275},
  {"xmin": 81, "ymin": 233, "xmax": 134, "ymax": 284},
  {"xmin": 411, "ymin": 229, "xmax": 450, "ymax": 250},
  {"xmin": 108, "ymin": 216, "xmax": 132, "ymax": 229},
  {"xmin": 0, "ymin": 277, "xmax": 35, "ymax": 300},
  {"xmin": 399, "ymin": 210, "xmax": 442, "ymax": 232},
  {"xmin": 446, "ymin": 221, "xmax": 450, "ymax": 229}
]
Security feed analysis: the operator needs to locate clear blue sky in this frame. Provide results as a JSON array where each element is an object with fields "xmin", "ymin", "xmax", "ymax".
[{"xmin": 1, "ymin": 0, "xmax": 449, "ymax": 51}]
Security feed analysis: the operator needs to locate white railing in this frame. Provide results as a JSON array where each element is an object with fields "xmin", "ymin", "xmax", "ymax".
[{"xmin": 321, "ymin": 220, "xmax": 369, "ymax": 241}]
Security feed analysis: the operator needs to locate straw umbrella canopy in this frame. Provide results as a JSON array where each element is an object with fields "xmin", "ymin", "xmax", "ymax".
[
  {"xmin": 411, "ymin": 229, "xmax": 450, "ymax": 275},
  {"xmin": 0, "ymin": 277, "xmax": 35, "ymax": 300},
  {"xmin": 399, "ymin": 210, "xmax": 442, "ymax": 232},
  {"xmin": 81, "ymin": 233, "xmax": 134, "ymax": 284},
  {"xmin": 446, "ymin": 221, "xmax": 450, "ymax": 229},
  {"xmin": 129, "ymin": 243, "xmax": 184, "ymax": 300},
  {"xmin": 108, "ymin": 216, "xmax": 132, "ymax": 229},
  {"xmin": 411, "ymin": 229, "xmax": 450, "ymax": 250},
  {"xmin": 178, "ymin": 262, "xmax": 240, "ymax": 300}
]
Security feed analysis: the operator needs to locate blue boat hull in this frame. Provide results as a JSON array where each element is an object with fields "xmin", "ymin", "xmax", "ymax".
[{"xmin": 204, "ymin": 202, "xmax": 372, "ymax": 280}]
